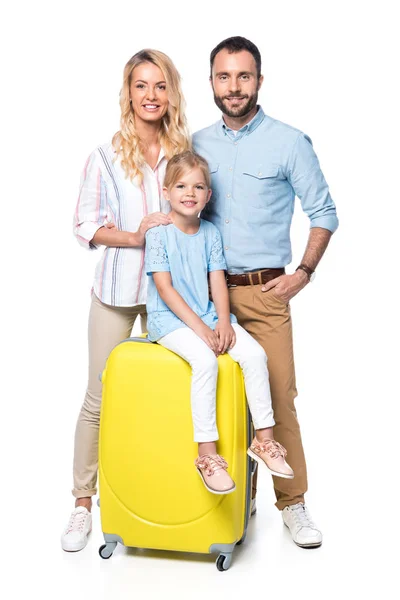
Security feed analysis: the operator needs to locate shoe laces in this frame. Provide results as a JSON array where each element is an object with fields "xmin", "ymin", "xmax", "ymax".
[
  {"xmin": 289, "ymin": 503, "xmax": 315, "ymax": 528},
  {"xmin": 195, "ymin": 454, "xmax": 228, "ymax": 476},
  {"xmin": 255, "ymin": 439, "xmax": 287, "ymax": 459},
  {"xmin": 66, "ymin": 510, "xmax": 88, "ymax": 534}
]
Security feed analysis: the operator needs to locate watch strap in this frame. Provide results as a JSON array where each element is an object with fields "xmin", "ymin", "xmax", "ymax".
[{"xmin": 296, "ymin": 264, "xmax": 314, "ymax": 280}]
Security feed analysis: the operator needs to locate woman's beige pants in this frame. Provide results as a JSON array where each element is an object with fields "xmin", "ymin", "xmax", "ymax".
[{"xmin": 72, "ymin": 293, "xmax": 146, "ymax": 498}]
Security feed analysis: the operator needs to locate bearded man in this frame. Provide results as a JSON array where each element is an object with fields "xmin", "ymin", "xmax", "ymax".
[{"xmin": 193, "ymin": 36, "xmax": 338, "ymax": 548}]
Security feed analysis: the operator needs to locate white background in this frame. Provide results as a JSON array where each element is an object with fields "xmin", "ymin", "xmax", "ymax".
[{"xmin": 2, "ymin": 0, "xmax": 399, "ymax": 598}]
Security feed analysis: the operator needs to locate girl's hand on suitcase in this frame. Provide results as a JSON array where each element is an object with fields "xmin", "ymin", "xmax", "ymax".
[
  {"xmin": 195, "ymin": 324, "xmax": 220, "ymax": 355},
  {"xmin": 215, "ymin": 322, "xmax": 236, "ymax": 353}
]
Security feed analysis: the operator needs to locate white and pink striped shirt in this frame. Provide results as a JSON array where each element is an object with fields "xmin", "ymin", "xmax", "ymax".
[{"xmin": 73, "ymin": 141, "xmax": 168, "ymax": 307}]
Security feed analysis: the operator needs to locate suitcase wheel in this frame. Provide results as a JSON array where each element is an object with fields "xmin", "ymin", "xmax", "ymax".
[
  {"xmin": 216, "ymin": 553, "xmax": 232, "ymax": 571},
  {"xmin": 99, "ymin": 543, "xmax": 114, "ymax": 559}
]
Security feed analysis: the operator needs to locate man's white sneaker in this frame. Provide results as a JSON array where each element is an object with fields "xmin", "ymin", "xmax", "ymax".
[
  {"xmin": 282, "ymin": 503, "xmax": 322, "ymax": 548},
  {"xmin": 61, "ymin": 507, "xmax": 92, "ymax": 552}
]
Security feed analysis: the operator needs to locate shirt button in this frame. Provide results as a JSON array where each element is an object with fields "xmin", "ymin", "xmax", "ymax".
[
  {"xmin": 225, "ymin": 219, "xmax": 229, "ymax": 224},
  {"xmin": 229, "ymin": 167, "xmax": 233, "ymax": 171},
  {"xmin": 227, "ymin": 193, "xmax": 231, "ymax": 198},
  {"xmin": 234, "ymin": 142, "xmax": 238, "ymax": 145},
  {"xmin": 225, "ymin": 246, "xmax": 229, "ymax": 250},
  {"xmin": 258, "ymin": 172, "xmax": 262, "ymax": 176}
]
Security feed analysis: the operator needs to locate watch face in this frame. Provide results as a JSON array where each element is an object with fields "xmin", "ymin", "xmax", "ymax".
[{"xmin": 310, "ymin": 271, "xmax": 316, "ymax": 282}]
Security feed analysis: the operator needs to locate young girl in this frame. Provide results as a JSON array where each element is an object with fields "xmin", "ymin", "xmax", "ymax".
[{"xmin": 145, "ymin": 151, "xmax": 294, "ymax": 494}]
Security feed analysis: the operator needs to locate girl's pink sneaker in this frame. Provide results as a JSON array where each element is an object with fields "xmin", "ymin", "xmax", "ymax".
[
  {"xmin": 247, "ymin": 438, "xmax": 294, "ymax": 479},
  {"xmin": 195, "ymin": 454, "xmax": 236, "ymax": 494}
]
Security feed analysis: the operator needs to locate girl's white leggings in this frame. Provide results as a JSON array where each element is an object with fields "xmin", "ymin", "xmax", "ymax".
[{"xmin": 158, "ymin": 323, "xmax": 275, "ymax": 442}]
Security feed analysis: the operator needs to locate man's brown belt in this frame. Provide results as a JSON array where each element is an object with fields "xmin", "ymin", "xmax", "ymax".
[{"xmin": 226, "ymin": 268, "xmax": 285, "ymax": 287}]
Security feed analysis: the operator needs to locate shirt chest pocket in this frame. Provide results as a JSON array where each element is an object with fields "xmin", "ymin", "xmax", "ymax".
[{"xmin": 242, "ymin": 164, "xmax": 280, "ymax": 208}]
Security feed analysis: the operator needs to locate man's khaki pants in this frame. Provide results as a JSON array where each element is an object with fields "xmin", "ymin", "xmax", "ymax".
[{"xmin": 229, "ymin": 283, "xmax": 307, "ymax": 510}]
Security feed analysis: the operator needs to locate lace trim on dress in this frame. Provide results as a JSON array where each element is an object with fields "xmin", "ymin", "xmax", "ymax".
[
  {"xmin": 149, "ymin": 231, "xmax": 168, "ymax": 265},
  {"xmin": 209, "ymin": 233, "xmax": 224, "ymax": 265}
]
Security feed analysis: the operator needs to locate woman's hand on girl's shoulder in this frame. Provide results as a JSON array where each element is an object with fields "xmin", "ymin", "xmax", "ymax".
[{"xmin": 137, "ymin": 212, "xmax": 173, "ymax": 244}]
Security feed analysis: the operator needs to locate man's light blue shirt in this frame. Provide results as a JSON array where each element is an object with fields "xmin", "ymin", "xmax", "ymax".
[{"xmin": 193, "ymin": 106, "xmax": 338, "ymax": 273}]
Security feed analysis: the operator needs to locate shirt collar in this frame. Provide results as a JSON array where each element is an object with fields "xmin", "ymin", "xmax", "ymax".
[
  {"xmin": 157, "ymin": 147, "xmax": 165, "ymax": 165},
  {"xmin": 221, "ymin": 105, "xmax": 265, "ymax": 138},
  {"xmin": 147, "ymin": 147, "xmax": 165, "ymax": 171}
]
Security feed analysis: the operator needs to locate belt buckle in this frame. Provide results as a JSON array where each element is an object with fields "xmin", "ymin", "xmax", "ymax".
[
  {"xmin": 226, "ymin": 274, "xmax": 236, "ymax": 288},
  {"xmin": 226, "ymin": 273, "xmax": 238, "ymax": 288}
]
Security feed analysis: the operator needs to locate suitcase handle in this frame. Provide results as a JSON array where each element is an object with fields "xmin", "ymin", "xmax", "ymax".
[{"xmin": 99, "ymin": 337, "xmax": 154, "ymax": 382}]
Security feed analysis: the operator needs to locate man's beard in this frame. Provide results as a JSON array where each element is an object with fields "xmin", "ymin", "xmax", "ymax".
[{"xmin": 213, "ymin": 91, "xmax": 258, "ymax": 119}]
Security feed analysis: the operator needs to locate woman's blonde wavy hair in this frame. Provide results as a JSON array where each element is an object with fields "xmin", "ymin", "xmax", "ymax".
[{"xmin": 112, "ymin": 49, "xmax": 191, "ymax": 181}]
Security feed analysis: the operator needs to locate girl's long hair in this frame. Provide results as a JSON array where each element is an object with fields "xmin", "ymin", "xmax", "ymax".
[{"xmin": 112, "ymin": 49, "xmax": 191, "ymax": 181}]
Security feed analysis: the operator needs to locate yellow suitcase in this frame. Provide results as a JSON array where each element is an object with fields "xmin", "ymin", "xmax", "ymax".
[{"xmin": 98, "ymin": 337, "xmax": 252, "ymax": 571}]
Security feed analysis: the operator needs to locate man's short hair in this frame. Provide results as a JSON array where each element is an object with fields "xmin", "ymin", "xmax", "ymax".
[{"xmin": 210, "ymin": 36, "xmax": 262, "ymax": 79}]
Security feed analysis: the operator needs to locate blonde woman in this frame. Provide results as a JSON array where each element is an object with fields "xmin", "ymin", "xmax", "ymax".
[{"xmin": 62, "ymin": 50, "xmax": 191, "ymax": 552}]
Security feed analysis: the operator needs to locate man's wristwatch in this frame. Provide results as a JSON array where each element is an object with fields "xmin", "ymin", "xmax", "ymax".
[{"xmin": 296, "ymin": 264, "xmax": 316, "ymax": 282}]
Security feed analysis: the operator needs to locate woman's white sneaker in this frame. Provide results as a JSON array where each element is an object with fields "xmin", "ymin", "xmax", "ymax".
[
  {"xmin": 282, "ymin": 503, "xmax": 322, "ymax": 548},
  {"xmin": 61, "ymin": 507, "xmax": 92, "ymax": 552}
]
